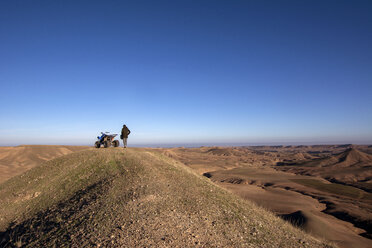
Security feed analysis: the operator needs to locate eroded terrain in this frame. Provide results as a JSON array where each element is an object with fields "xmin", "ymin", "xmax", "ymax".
[
  {"xmin": 161, "ymin": 145, "xmax": 372, "ymax": 248},
  {"xmin": 1, "ymin": 144, "xmax": 371, "ymax": 247}
]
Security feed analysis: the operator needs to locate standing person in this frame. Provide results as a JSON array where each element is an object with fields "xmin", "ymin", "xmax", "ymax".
[{"xmin": 121, "ymin": 124, "xmax": 131, "ymax": 148}]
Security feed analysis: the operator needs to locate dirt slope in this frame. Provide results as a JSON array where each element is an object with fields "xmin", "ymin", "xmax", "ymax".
[
  {"xmin": 0, "ymin": 145, "xmax": 90, "ymax": 183},
  {"xmin": 0, "ymin": 148, "xmax": 332, "ymax": 248}
]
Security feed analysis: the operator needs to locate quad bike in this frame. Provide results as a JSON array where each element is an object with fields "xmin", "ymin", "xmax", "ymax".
[{"xmin": 95, "ymin": 132, "xmax": 120, "ymax": 148}]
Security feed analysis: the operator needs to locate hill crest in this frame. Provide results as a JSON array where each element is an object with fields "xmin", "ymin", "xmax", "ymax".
[{"xmin": 0, "ymin": 148, "xmax": 332, "ymax": 247}]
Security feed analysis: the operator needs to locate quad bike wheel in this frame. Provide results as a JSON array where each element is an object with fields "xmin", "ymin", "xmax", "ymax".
[
  {"xmin": 95, "ymin": 141, "xmax": 101, "ymax": 148},
  {"xmin": 113, "ymin": 140, "xmax": 119, "ymax": 147},
  {"xmin": 104, "ymin": 140, "xmax": 111, "ymax": 148}
]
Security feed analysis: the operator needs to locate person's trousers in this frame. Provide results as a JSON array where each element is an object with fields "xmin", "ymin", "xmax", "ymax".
[{"xmin": 122, "ymin": 138, "xmax": 128, "ymax": 148}]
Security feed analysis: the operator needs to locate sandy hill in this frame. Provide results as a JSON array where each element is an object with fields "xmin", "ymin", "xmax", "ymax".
[
  {"xmin": 334, "ymin": 148, "xmax": 372, "ymax": 167},
  {"xmin": 291, "ymin": 148, "xmax": 372, "ymax": 169},
  {"xmin": 206, "ymin": 147, "xmax": 234, "ymax": 156},
  {"xmin": 0, "ymin": 145, "xmax": 90, "ymax": 183},
  {"xmin": 274, "ymin": 148, "xmax": 372, "ymax": 242},
  {"xmin": 0, "ymin": 148, "xmax": 332, "ymax": 247},
  {"xmin": 277, "ymin": 148, "xmax": 372, "ymax": 186}
]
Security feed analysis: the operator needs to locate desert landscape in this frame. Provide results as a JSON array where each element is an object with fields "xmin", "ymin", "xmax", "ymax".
[
  {"xmin": 159, "ymin": 145, "xmax": 372, "ymax": 248},
  {"xmin": 0, "ymin": 145, "xmax": 334, "ymax": 247},
  {"xmin": 0, "ymin": 145, "xmax": 371, "ymax": 247},
  {"xmin": 2, "ymin": 0, "xmax": 371, "ymax": 247}
]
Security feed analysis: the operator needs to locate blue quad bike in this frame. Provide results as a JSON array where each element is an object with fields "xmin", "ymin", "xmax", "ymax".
[{"xmin": 95, "ymin": 132, "xmax": 120, "ymax": 148}]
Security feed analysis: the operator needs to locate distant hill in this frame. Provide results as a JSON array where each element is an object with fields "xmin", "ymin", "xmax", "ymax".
[
  {"xmin": 206, "ymin": 147, "xmax": 234, "ymax": 156},
  {"xmin": 0, "ymin": 148, "xmax": 331, "ymax": 247},
  {"xmin": 296, "ymin": 148, "xmax": 372, "ymax": 168},
  {"xmin": 334, "ymin": 148, "xmax": 372, "ymax": 167},
  {"xmin": 277, "ymin": 148, "xmax": 372, "ymax": 187},
  {"xmin": 278, "ymin": 148, "xmax": 372, "ymax": 170},
  {"xmin": 0, "ymin": 145, "xmax": 90, "ymax": 183}
]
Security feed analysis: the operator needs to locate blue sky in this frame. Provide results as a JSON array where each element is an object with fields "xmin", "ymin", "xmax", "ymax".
[{"xmin": 1, "ymin": 0, "xmax": 371, "ymax": 146}]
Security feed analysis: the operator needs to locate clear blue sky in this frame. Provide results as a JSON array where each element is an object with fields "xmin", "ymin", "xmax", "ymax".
[{"xmin": 1, "ymin": 0, "xmax": 371, "ymax": 146}]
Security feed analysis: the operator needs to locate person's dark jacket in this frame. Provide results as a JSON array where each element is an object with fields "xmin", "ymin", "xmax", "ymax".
[{"xmin": 121, "ymin": 126, "xmax": 131, "ymax": 138}]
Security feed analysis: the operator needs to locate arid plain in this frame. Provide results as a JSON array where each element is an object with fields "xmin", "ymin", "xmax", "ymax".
[{"xmin": 0, "ymin": 144, "xmax": 371, "ymax": 247}]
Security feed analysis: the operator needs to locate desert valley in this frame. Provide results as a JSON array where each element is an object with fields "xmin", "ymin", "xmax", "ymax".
[
  {"xmin": 0, "ymin": 145, "xmax": 371, "ymax": 247},
  {"xmin": 159, "ymin": 145, "xmax": 372, "ymax": 248}
]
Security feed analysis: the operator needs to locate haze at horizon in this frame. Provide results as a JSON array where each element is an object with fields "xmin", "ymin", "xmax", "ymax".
[{"xmin": 1, "ymin": 1, "xmax": 372, "ymax": 146}]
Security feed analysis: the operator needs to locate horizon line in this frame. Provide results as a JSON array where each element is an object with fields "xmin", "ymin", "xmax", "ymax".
[{"xmin": 1, "ymin": 142, "xmax": 371, "ymax": 148}]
